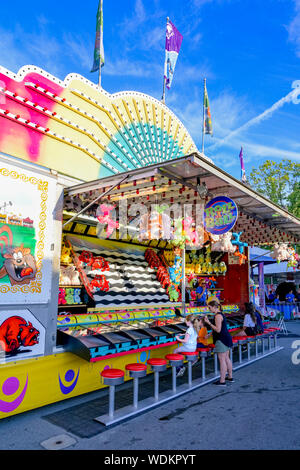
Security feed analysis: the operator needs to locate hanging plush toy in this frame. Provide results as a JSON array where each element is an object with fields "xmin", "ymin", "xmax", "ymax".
[
  {"xmin": 183, "ymin": 216, "xmax": 199, "ymax": 248},
  {"xmin": 233, "ymin": 247, "xmax": 247, "ymax": 265},
  {"xmin": 271, "ymin": 243, "xmax": 294, "ymax": 263},
  {"xmin": 58, "ymin": 288, "xmax": 67, "ymax": 305},
  {"xmin": 219, "ymin": 261, "xmax": 227, "ymax": 275},
  {"xmin": 61, "ymin": 243, "xmax": 73, "ymax": 264},
  {"xmin": 168, "ymin": 284, "xmax": 180, "ymax": 302},
  {"xmin": 231, "ymin": 232, "xmax": 248, "ymax": 254},
  {"xmin": 211, "ymin": 232, "xmax": 236, "ymax": 253},
  {"xmin": 96, "ymin": 204, "xmax": 119, "ymax": 238},
  {"xmin": 168, "ymin": 255, "xmax": 183, "ymax": 285}
]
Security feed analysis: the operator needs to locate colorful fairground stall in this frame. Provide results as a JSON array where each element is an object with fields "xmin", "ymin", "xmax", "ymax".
[{"xmin": 0, "ymin": 65, "xmax": 300, "ymax": 419}]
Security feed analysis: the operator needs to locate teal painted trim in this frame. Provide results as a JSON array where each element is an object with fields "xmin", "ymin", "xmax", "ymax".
[{"xmin": 100, "ymin": 121, "xmax": 187, "ymax": 175}]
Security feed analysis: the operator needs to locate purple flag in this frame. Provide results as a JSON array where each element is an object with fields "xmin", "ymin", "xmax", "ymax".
[
  {"xmin": 239, "ymin": 147, "xmax": 247, "ymax": 183},
  {"xmin": 164, "ymin": 20, "xmax": 183, "ymax": 90}
]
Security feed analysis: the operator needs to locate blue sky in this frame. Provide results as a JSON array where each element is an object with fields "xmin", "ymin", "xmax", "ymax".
[{"xmin": 0, "ymin": 0, "xmax": 300, "ymax": 180}]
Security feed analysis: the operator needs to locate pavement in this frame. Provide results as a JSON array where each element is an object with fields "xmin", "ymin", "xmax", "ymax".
[{"xmin": 0, "ymin": 321, "xmax": 299, "ymax": 452}]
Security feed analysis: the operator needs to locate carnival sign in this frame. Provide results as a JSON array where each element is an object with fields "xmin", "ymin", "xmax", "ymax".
[{"xmin": 204, "ymin": 196, "xmax": 238, "ymax": 235}]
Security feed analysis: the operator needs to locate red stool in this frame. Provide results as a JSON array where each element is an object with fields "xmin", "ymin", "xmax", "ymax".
[
  {"xmin": 165, "ymin": 353, "xmax": 184, "ymax": 392},
  {"xmin": 125, "ymin": 363, "xmax": 147, "ymax": 408},
  {"xmin": 197, "ymin": 347, "xmax": 212, "ymax": 380},
  {"xmin": 147, "ymin": 358, "xmax": 167, "ymax": 401},
  {"xmin": 100, "ymin": 369, "xmax": 124, "ymax": 419},
  {"xmin": 181, "ymin": 351, "xmax": 198, "ymax": 386}
]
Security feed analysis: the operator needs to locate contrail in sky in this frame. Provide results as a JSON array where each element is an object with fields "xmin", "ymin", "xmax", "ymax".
[{"xmin": 207, "ymin": 80, "xmax": 300, "ymax": 152}]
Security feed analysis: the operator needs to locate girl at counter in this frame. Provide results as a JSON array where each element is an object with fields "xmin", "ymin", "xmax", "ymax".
[{"xmin": 174, "ymin": 314, "xmax": 199, "ymax": 377}]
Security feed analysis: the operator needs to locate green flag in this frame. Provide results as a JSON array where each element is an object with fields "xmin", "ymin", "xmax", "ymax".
[{"xmin": 91, "ymin": 0, "xmax": 105, "ymax": 72}]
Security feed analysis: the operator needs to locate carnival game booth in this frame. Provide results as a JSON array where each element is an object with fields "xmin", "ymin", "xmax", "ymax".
[{"xmin": 1, "ymin": 65, "xmax": 300, "ymax": 420}]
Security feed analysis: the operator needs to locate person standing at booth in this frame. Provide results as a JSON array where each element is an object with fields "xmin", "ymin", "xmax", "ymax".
[
  {"xmin": 204, "ymin": 300, "xmax": 233, "ymax": 386},
  {"xmin": 196, "ymin": 280, "xmax": 207, "ymax": 306}
]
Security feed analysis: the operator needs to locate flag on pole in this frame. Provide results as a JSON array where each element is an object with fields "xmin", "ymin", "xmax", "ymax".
[
  {"xmin": 164, "ymin": 20, "xmax": 183, "ymax": 90},
  {"xmin": 91, "ymin": 0, "xmax": 105, "ymax": 73},
  {"xmin": 204, "ymin": 81, "xmax": 213, "ymax": 135},
  {"xmin": 239, "ymin": 147, "xmax": 247, "ymax": 183}
]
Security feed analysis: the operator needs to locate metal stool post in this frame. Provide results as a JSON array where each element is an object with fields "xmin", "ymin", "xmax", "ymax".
[
  {"xmin": 247, "ymin": 337, "xmax": 255, "ymax": 360},
  {"xmin": 98, "ymin": 369, "xmax": 124, "ymax": 422},
  {"xmin": 197, "ymin": 348, "xmax": 211, "ymax": 381},
  {"xmin": 234, "ymin": 336, "xmax": 248, "ymax": 363},
  {"xmin": 125, "ymin": 363, "xmax": 147, "ymax": 409},
  {"xmin": 147, "ymin": 358, "xmax": 167, "ymax": 401},
  {"xmin": 214, "ymin": 351, "xmax": 218, "ymax": 375},
  {"xmin": 182, "ymin": 352, "xmax": 198, "ymax": 387},
  {"xmin": 109, "ymin": 385, "xmax": 115, "ymax": 418},
  {"xmin": 165, "ymin": 354, "xmax": 184, "ymax": 393}
]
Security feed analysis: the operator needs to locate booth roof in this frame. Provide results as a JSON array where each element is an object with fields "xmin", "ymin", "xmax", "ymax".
[
  {"xmin": 250, "ymin": 247, "xmax": 277, "ymax": 265},
  {"xmin": 64, "ymin": 153, "xmax": 300, "ymax": 246}
]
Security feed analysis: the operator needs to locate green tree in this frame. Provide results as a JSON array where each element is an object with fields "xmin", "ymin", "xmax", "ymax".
[{"xmin": 249, "ymin": 159, "xmax": 300, "ymax": 215}]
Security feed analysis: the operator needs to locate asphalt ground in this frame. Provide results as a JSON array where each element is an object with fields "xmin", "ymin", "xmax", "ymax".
[{"xmin": 0, "ymin": 321, "xmax": 299, "ymax": 454}]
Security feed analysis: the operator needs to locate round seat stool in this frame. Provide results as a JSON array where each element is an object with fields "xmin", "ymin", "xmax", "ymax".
[
  {"xmin": 147, "ymin": 358, "xmax": 167, "ymax": 401},
  {"xmin": 125, "ymin": 363, "xmax": 147, "ymax": 409},
  {"xmin": 100, "ymin": 368, "xmax": 124, "ymax": 419},
  {"xmin": 165, "ymin": 354, "xmax": 184, "ymax": 393}
]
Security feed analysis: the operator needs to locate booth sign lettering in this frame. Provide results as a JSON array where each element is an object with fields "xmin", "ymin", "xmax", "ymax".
[{"xmin": 204, "ymin": 196, "xmax": 238, "ymax": 235}]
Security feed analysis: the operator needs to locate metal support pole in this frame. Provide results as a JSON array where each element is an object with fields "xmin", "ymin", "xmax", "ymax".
[
  {"xmin": 255, "ymin": 338, "xmax": 258, "ymax": 357},
  {"xmin": 133, "ymin": 378, "xmax": 139, "ymax": 409},
  {"xmin": 202, "ymin": 78, "xmax": 206, "ymax": 154},
  {"xmin": 247, "ymin": 340, "xmax": 251, "ymax": 361},
  {"xmin": 238, "ymin": 343, "xmax": 242, "ymax": 363},
  {"xmin": 214, "ymin": 353, "xmax": 218, "ymax": 375},
  {"xmin": 187, "ymin": 362, "xmax": 192, "ymax": 387},
  {"xmin": 201, "ymin": 357, "xmax": 206, "ymax": 379},
  {"xmin": 108, "ymin": 385, "xmax": 115, "ymax": 419},
  {"xmin": 172, "ymin": 366, "xmax": 177, "ymax": 393},
  {"xmin": 154, "ymin": 371, "xmax": 159, "ymax": 401}
]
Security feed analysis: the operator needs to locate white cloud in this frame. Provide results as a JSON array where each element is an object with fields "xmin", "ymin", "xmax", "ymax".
[
  {"xmin": 0, "ymin": 24, "xmax": 67, "ymax": 78},
  {"xmin": 287, "ymin": 0, "xmax": 300, "ymax": 57},
  {"xmin": 208, "ymin": 84, "xmax": 300, "ymax": 152},
  {"xmin": 103, "ymin": 58, "xmax": 161, "ymax": 78}
]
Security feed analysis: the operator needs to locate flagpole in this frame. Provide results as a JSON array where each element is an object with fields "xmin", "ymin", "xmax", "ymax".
[
  {"xmin": 202, "ymin": 78, "xmax": 206, "ymax": 154},
  {"xmin": 98, "ymin": 0, "xmax": 103, "ymax": 88},
  {"xmin": 161, "ymin": 17, "xmax": 169, "ymax": 103}
]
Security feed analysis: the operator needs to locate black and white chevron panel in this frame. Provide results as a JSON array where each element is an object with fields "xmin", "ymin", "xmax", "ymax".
[{"xmin": 70, "ymin": 241, "xmax": 173, "ymax": 307}]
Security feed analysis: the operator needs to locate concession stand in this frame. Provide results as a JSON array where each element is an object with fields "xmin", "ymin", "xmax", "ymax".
[{"xmin": 0, "ymin": 64, "xmax": 299, "ymax": 418}]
